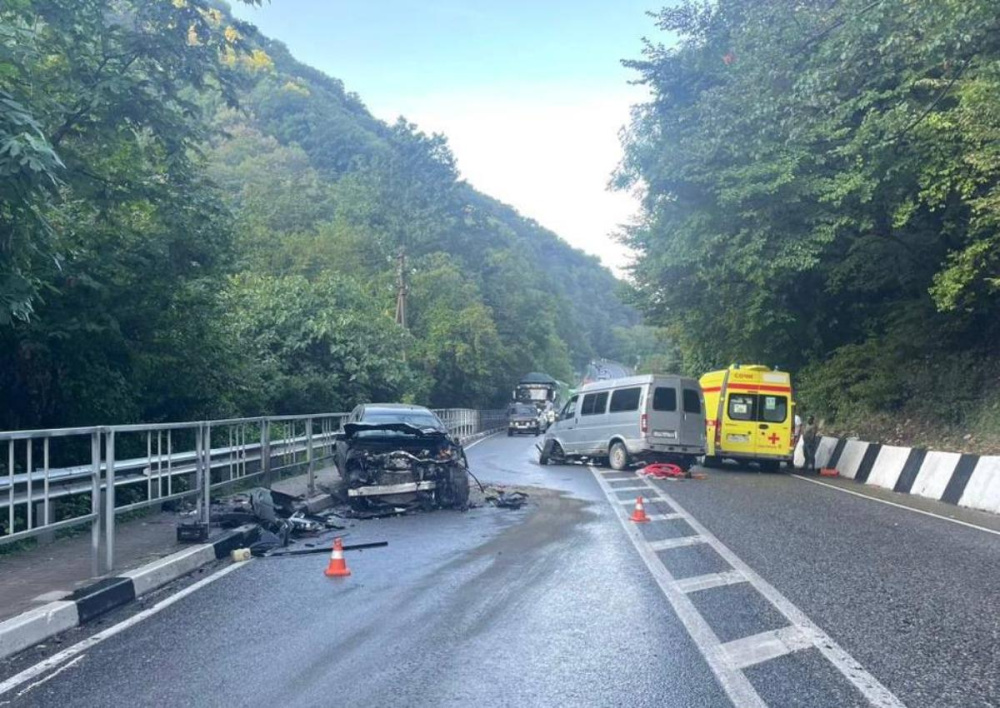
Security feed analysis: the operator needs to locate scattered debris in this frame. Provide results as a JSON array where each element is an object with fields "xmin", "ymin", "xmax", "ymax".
[
  {"xmin": 176, "ymin": 522, "xmax": 209, "ymax": 543},
  {"xmin": 481, "ymin": 484, "xmax": 530, "ymax": 510},
  {"xmin": 639, "ymin": 463, "xmax": 691, "ymax": 480}
]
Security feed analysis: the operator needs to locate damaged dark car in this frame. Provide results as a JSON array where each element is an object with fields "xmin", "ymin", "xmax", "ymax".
[{"xmin": 334, "ymin": 404, "xmax": 470, "ymax": 511}]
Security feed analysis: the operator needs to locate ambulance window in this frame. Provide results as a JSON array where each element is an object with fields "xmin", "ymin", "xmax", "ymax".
[
  {"xmin": 609, "ymin": 387, "xmax": 641, "ymax": 412},
  {"xmin": 728, "ymin": 394, "xmax": 755, "ymax": 421},
  {"xmin": 760, "ymin": 395, "xmax": 787, "ymax": 423},
  {"xmin": 581, "ymin": 391, "xmax": 608, "ymax": 416},
  {"xmin": 653, "ymin": 387, "xmax": 677, "ymax": 411},
  {"xmin": 683, "ymin": 389, "xmax": 701, "ymax": 414}
]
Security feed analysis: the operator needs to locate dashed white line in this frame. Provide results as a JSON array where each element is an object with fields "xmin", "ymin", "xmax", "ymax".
[
  {"xmin": 720, "ymin": 626, "xmax": 814, "ymax": 670},
  {"xmin": 647, "ymin": 536, "xmax": 706, "ymax": 551},
  {"xmin": 675, "ymin": 570, "xmax": 747, "ymax": 594}
]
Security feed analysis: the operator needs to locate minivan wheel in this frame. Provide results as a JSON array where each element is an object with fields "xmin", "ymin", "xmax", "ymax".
[{"xmin": 609, "ymin": 442, "xmax": 630, "ymax": 471}]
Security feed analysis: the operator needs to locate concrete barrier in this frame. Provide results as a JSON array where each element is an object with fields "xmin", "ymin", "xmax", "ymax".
[{"xmin": 798, "ymin": 435, "xmax": 1000, "ymax": 515}]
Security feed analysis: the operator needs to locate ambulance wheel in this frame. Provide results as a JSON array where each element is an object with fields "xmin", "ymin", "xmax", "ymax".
[
  {"xmin": 609, "ymin": 442, "xmax": 630, "ymax": 471},
  {"xmin": 701, "ymin": 455, "xmax": 721, "ymax": 469},
  {"xmin": 760, "ymin": 460, "xmax": 780, "ymax": 473}
]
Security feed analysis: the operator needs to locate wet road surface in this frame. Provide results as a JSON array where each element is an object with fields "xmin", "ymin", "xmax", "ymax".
[{"xmin": 2, "ymin": 434, "xmax": 999, "ymax": 707}]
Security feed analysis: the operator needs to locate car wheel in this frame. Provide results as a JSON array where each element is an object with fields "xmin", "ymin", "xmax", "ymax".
[
  {"xmin": 507, "ymin": 429, "xmax": 513, "ymax": 437},
  {"xmin": 539, "ymin": 443, "xmax": 550, "ymax": 465},
  {"xmin": 448, "ymin": 465, "xmax": 470, "ymax": 509},
  {"xmin": 609, "ymin": 442, "xmax": 630, "ymax": 471}
]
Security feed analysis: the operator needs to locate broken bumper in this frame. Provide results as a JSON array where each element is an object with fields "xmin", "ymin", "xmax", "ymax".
[{"xmin": 347, "ymin": 480, "xmax": 437, "ymax": 497}]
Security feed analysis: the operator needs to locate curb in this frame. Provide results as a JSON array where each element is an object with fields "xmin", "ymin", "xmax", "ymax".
[
  {"xmin": 0, "ymin": 525, "xmax": 258, "ymax": 661},
  {"xmin": 795, "ymin": 437, "xmax": 1000, "ymax": 514}
]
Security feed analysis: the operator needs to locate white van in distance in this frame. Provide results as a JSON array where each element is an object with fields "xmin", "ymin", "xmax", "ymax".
[{"xmin": 538, "ymin": 374, "xmax": 706, "ymax": 471}]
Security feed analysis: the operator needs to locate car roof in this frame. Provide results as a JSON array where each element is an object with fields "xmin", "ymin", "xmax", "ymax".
[
  {"xmin": 359, "ymin": 403, "xmax": 434, "ymax": 414},
  {"xmin": 574, "ymin": 374, "xmax": 700, "ymax": 394}
]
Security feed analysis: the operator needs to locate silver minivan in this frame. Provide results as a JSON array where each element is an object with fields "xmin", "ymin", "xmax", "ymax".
[{"xmin": 538, "ymin": 375, "xmax": 706, "ymax": 470}]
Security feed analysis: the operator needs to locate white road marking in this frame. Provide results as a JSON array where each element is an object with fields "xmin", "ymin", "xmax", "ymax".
[
  {"xmin": 0, "ymin": 561, "xmax": 249, "ymax": 697},
  {"xmin": 589, "ymin": 466, "xmax": 769, "ymax": 707},
  {"xmin": 463, "ymin": 432, "xmax": 501, "ymax": 451},
  {"xmin": 675, "ymin": 570, "xmax": 747, "ymax": 594},
  {"xmin": 645, "ymin": 513, "xmax": 683, "ymax": 522},
  {"xmin": 791, "ymin": 474, "xmax": 1000, "ymax": 538},
  {"xmin": 606, "ymin": 485, "xmax": 649, "ymax": 492},
  {"xmin": 648, "ymin": 536, "xmax": 706, "ymax": 551},
  {"xmin": 13, "ymin": 654, "xmax": 85, "ymax": 699},
  {"xmin": 639, "ymin": 477, "xmax": 906, "ymax": 708},
  {"xmin": 720, "ymin": 626, "xmax": 813, "ymax": 670}
]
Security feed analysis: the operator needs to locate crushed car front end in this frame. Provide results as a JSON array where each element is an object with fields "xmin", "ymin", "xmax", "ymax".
[{"xmin": 339, "ymin": 422, "xmax": 470, "ymax": 510}]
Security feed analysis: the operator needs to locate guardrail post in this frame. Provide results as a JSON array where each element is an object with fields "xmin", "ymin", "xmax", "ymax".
[
  {"xmin": 306, "ymin": 417, "xmax": 315, "ymax": 497},
  {"xmin": 104, "ymin": 429, "xmax": 115, "ymax": 573},
  {"xmin": 202, "ymin": 423, "xmax": 212, "ymax": 525},
  {"xmin": 91, "ymin": 430, "xmax": 101, "ymax": 578},
  {"xmin": 261, "ymin": 418, "xmax": 272, "ymax": 487}
]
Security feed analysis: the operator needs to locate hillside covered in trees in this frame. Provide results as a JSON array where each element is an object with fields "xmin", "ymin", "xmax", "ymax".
[
  {"xmin": 618, "ymin": 0, "xmax": 1000, "ymax": 450},
  {"xmin": 0, "ymin": 0, "xmax": 642, "ymax": 429}
]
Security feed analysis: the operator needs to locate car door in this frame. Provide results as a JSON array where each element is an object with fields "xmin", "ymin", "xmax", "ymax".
[
  {"xmin": 577, "ymin": 391, "xmax": 610, "ymax": 454},
  {"xmin": 552, "ymin": 395, "xmax": 580, "ymax": 452},
  {"xmin": 722, "ymin": 393, "xmax": 757, "ymax": 457},
  {"xmin": 681, "ymin": 387, "xmax": 705, "ymax": 448},
  {"xmin": 755, "ymin": 393, "xmax": 790, "ymax": 457}
]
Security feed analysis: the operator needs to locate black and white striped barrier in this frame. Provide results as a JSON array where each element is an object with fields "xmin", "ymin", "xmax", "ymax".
[
  {"xmin": 795, "ymin": 437, "xmax": 1000, "ymax": 513},
  {"xmin": 0, "ymin": 525, "xmax": 257, "ymax": 661}
]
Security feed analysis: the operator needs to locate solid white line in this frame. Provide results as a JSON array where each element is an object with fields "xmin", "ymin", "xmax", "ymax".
[
  {"xmin": 589, "ymin": 466, "xmax": 768, "ymax": 708},
  {"xmin": 648, "ymin": 536, "xmax": 706, "ymax": 551},
  {"xmin": 463, "ymin": 432, "xmax": 502, "ymax": 451},
  {"xmin": 13, "ymin": 654, "xmax": 85, "ymax": 699},
  {"xmin": 791, "ymin": 474, "xmax": 1000, "ymax": 538},
  {"xmin": 607, "ymin": 486, "xmax": 649, "ymax": 492},
  {"xmin": 720, "ymin": 626, "xmax": 813, "ymax": 670},
  {"xmin": 0, "ymin": 561, "xmax": 249, "ymax": 697},
  {"xmin": 675, "ymin": 570, "xmax": 747, "ymax": 595},
  {"xmin": 647, "ymin": 482, "xmax": 905, "ymax": 708}
]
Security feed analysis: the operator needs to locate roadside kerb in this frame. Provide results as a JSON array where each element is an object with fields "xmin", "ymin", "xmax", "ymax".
[{"xmin": 0, "ymin": 525, "xmax": 257, "ymax": 661}]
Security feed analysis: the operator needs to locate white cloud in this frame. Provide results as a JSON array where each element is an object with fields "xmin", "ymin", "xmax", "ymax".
[{"xmin": 369, "ymin": 85, "xmax": 646, "ymax": 275}]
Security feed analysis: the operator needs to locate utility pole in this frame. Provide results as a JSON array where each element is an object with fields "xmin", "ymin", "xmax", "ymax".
[{"xmin": 394, "ymin": 247, "xmax": 407, "ymax": 329}]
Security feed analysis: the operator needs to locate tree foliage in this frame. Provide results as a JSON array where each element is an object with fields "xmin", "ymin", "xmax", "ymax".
[
  {"xmin": 620, "ymin": 0, "xmax": 1000, "ymax": 428},
  {"xmin": 0, "ymin": 0, "xmax": 636, "ymax": 429}
]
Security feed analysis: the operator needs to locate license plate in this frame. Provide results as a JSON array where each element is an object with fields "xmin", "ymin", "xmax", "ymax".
[
  {"xmin": 727, "ymin": 434, "xmax": 750, "ymax": 443},
  {"xmin": 652, "ymin": 430, "xmax": 676, "ymax": 439}
]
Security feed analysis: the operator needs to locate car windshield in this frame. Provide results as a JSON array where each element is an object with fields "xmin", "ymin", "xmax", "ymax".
[
  {"xmin": 360, "ymin": 411, "xmax": 441, "ymax": 429},
  {"xmin": 510, "ymin": 405, "xmax": 536, "ymax": 416}
]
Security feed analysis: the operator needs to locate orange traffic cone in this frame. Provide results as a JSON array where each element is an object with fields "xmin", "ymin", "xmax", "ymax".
[
  {"xmin": 324, "ymin": 537, "xmax": 351, "ymax": 577},
  {"xmin": 630, "ymin": 496, "xmax": 650, "ymax": 523}
]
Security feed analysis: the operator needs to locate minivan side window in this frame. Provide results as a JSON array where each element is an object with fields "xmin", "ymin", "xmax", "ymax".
[
  {"xmin": 728, "ymin": 394, "xmax": 755, "ymax": 421},
  {"xmin": 581, "ymin": 391, "xmax": 609, "ymax": 416},
  {"xmin": 561, "ymin": 396, "xmax": 578, "ymax": 419},
  {"xmin": 609, "ymin": 387, "xmax": 641, "ymax": 412},
  {"xmin": 653, "ymin": 387, "xmax": 677, "ymax": 411},
  {"xmin": 683, "ymin": 389, "xmax": 701, "ymax": 414},
  {"xmin": 760, "ymin": 395, "xmax": 788, "ymax": 423}
]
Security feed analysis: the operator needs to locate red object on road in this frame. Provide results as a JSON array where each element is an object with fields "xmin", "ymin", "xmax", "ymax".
[
  {"xmin": 819, "ymin": 468, "xmax": 839, "ymax": 478},
  {"xmin": 324, "ymin": 537, "xmax": 352, "ymax": 577},
  {"xmin": 630, "ymin": 497, "xmax": 650, "ymax": 523},
  {"xmin": 640, "ymin": 463, "xmax": 687, "ymax": 479}
]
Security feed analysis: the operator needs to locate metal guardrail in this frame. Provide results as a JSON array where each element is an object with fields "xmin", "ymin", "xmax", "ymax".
[{"xmin": 0, "ymin": 408, "xmax": 504, "ymax": 575}]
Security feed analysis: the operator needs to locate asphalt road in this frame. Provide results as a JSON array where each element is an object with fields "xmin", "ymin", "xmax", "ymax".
[{"xmin": 2, "ymin": 433, "xmax": 999, "ymax": 707}]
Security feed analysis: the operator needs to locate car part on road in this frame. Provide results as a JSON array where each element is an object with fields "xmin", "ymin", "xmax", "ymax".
[
  {"xmin": 262, "ymin": 540, "xmax": 389, "ymax": 558},
  {"xmin": 230, "ymin": 548, "xmax": 252, "ymax": 562},
  {"xmin": 629, "ymin": 496, "xmax": 650, "ymax": 523},
  {"xmin": 176, "ymin": 522, "xmax": 209, "ymax": 543}
]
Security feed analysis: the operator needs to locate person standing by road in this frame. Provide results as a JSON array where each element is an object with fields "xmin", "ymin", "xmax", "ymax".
[{"xmin": 802, "ymin": 415, "xmax": 819, "ymax": 472}]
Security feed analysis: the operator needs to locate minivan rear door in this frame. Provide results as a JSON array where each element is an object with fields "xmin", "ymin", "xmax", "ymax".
[
  {"xmin": 647, "ymin": 383, "xmax": 682, "ymax": 445},
  {"xmin": 680, "ymin": 387, "xmax": 704, "ymax": 448},
  {"xmin": 755, "ymin": 393, "xmax": 790, "ymax": 457}
]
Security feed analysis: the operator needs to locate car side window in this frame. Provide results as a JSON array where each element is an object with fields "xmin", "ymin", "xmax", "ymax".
[
  {"xmin": 727, "ymin": 394, "xmax": 755, "ymax": 421},
  {"xmin": 609, "ymin": 387, "xmax": 641, "ymax": 412},
  {"xmin": 581, "ymin": 391, "xmax": 609, "ymax": 416},
  {"xmin": 561, "ymin": 396, "xmax": 578, "ymax": 418}
]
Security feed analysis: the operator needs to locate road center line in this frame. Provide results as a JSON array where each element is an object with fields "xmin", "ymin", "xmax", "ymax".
[
  {"xmin": 589, "ymin": 466, "xmax": 768, "ymax": 708},
  {"xmin": 791, "ymin": 474, "xmax": 1000, "ymax": 538},
  {"xmin": 0, "ymin": 560, "xmax": 250, "ymax": 697},
  {"xmin": 636, "ymin": 476, "xmax": 906, "ymax": 708}
]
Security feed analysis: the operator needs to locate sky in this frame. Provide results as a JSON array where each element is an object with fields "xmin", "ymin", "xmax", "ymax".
[{"xmin": 229, "ymin": 0, "xmax": 665, "ymax": 275}]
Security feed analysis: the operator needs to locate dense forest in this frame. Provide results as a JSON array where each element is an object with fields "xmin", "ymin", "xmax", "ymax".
[
  {"xmin": 0, "ymin": 0, "xmax": 650, "ymax": 430},
  {"xmin": 619, "ymin": 0, "xmax": 1000, "ymax": 449}
]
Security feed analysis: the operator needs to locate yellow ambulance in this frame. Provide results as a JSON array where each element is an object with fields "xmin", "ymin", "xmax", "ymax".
[{"xmin": 699, "ymin": 365, "xmax": 794, "ymax": 471}]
